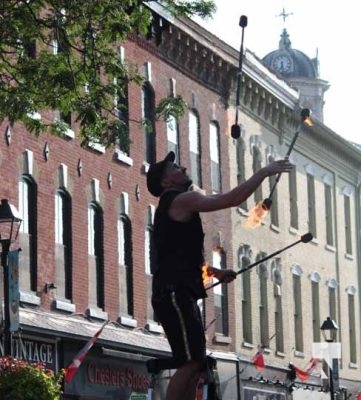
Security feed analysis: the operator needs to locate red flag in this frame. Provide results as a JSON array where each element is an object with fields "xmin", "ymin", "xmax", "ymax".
[
  {"xmin": 293, "ymin": 358, "xmax": 321, "ymax": 382},
  {"xmin": 64, "ymin": 320, "xmax": 108, "ymax": 383},
  {"xmin": 293, "ymin": 364, "xmax": 310, "ymax": 382},
  {"xmin": 252, "ymin": 344, "xmax": 266, "ymax": 371}
]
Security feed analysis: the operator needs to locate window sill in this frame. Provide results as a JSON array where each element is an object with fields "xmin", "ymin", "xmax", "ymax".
[
  {"xmin": 145, "ymin": 321, "xmax": 163, "ymax": 334},
  {"xmin": 242, "ymin": 341, "xmax": 255, "ymax": 349},
  {"xmin": 275, "ymin": 351, "xmax": 286, "ymax": 358},
  {"xmin": 349, "ymin": 362, "xmax": 358, "ymax": 369},
  {"xmin": 270, "ymin": 224, "xmax": 280, "ymax": 233},
  {"xmin": 142, "ymin": 162, "xmax": 150, "ymax": 174},
  {"xmin": 213, "ymin": 334, "xmax": 232, "ymax": 344},
  {"xmin": 63, "ymin": 128, "xmax": 75, "ymax": 139},
  {"xmin": 88, "ymin": 142, "xmax": 106, "ymax": 154},
  {"xmin": 289, "ymin": 226, "xmax": 299, "ymax": 235},
  {"xmin": 114, "ymin": 149, "xmax": 133, "ymax": 166},
  {"xmin": 325, "ymin": 244, "xmax": 336, "ymax": 252},
  {"xmin": 294, "ymin": 350, "xmax": 305, "ymax": 358},
  {"xmin": 20, "ymin": 291, "xmax": 41, "ymax": 306},
  {"xmin": 345, "ymin": 253, "xmax": 354, "ymax": 261},
  {"xmin": 54, "ymin": 299, "xmax": 76, "ymax": 313},
  {"xmin": 86, "ymin": 307, "xmax": 108, "ymax": 321},
  {"xmin": 118, "ymin": 315, "xmax": 138, "ymax": 328},
  {"xmin": 236, "ymin": 207, "xmax": 248, "ymax": 217}
]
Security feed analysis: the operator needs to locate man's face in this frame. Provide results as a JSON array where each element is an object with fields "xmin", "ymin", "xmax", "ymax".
[{"xmin": 162, "ymin": 162, "xmax": 192, "ymax": 189}]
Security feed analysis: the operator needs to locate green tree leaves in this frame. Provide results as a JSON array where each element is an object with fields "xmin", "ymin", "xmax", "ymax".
[{"xmin": 0, "ymin": 0, "xmax": 215, "ymax": 146}]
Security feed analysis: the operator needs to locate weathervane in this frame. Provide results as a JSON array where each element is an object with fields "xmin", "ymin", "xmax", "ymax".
[{"xmin": 276, "ymin": 7, "xmax": 293, "ymax": 25}]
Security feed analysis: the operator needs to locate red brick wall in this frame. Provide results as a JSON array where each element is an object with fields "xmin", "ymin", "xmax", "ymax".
[{"xmin": 0, "ymin": 34, "xmax": 235, "ymax": 351}]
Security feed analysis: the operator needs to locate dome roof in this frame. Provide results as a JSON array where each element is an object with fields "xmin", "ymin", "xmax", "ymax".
[{"xmin": 262, "ymin": 29, "xmax": 317, "ymax": 79}]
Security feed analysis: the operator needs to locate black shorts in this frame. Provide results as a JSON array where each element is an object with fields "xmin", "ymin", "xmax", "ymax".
[{"xmin": 152, "ymin": 288, "xmax": 206, "ymax": 364}]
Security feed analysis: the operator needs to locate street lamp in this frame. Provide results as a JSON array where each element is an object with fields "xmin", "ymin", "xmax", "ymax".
[
  {"xmin": 0, "ymin": 199, "xmax": 22, "ymax": 356},
  {"xmin": 320, "ymin": 316, "xmax": 339, "ymax": 400}
]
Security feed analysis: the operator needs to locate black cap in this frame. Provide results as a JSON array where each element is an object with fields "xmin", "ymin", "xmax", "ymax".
[{"xmin": 146, "ymin": 151, "xmax": 175, "ymax": 197}]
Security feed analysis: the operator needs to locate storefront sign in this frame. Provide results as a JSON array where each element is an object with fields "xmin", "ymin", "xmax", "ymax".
[
  {"xmin": 0, "ymin": 336, "xmax": 57, "ymax": 370},
  {"xmin": 64, "ymin": 348, "xmax": 150, "ymax": 399},
  {"xmin": 86, "ymin": 360, "xmax": 149, "ymax": 391}
]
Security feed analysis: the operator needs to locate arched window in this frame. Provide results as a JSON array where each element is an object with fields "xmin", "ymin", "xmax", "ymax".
[
  {"xmin": 166, "ymin": 115, "xmax": 180, "ymax": 160},
  {"xmin": 267, "ymin": 154, "xmax": 279, "ymax": 226},
  {"xmin": 252, "ymin": 146, "xmax": 262, "ymax": 203},
  {"xmin": 18, "ymin": 176, "xmax": 37, "ymax": 292},
  {"xmin": 118, "ymin": 214, "xmax": 133, "ymax": 316},
  {"xmin": 212, "ymin": 247, "xmax": 228, "ymax": 335},
  {"xmin": 236, "ymin": 136, "xmax": 247, "ymax": 210},
  {"xmin": 142, "ymin": 82, "xmax": 156, "ymax": 164},
  {"xmin": 188, "ymin": 110, "xmax": 202, "ymax": 187},
  {"xmin": 239, "ymin": 245, "xmax": 252, "ymax": 344},
  {"xmin": 209, "ymin": 122, "xmax": 221, "ymax": 193},
  {"xmin": 54, "ymin": 189, "xmax": 72, "ymax": 301},
  {"xmin": 289, "ymin": 167, "xmax": 298, "ymax": 229},
  {"xmin": 88, "ymin": 203, "xmax": 104, "ymax": 309},
  {"xmin": 258, "ymin": 259, "xmax": 269, "ymax": 346},
  {"xmin": 292, "ymin": 264, "xmax": 303, "ymax": 352}
]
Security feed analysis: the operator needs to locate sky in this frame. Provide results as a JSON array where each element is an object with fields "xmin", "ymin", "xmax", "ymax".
[{"xmin": 194, "ymin": 0, "xmax": 360, "ymax": 144}]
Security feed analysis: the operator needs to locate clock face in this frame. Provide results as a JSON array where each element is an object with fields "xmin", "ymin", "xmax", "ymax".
[{"xmin": 272, "ymin": 55, "xmax": 292, "ymax": 72}]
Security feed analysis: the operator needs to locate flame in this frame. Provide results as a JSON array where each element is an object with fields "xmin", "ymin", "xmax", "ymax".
[
  {"xmin": 303, "ymin": 116, "xmax": 313, "ymax": 127},
  {"xmin": 202, "ymin": 263, "xmax": 213, "ymax": 287},
  {"xmin": 243, "ymin": 202, "xmax": 269, "ymax": 229}
]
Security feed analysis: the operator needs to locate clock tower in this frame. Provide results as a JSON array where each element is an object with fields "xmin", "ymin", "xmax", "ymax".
[{"xmin": 262, "ymin": 15, "xmax": 330, "ymax": 122}]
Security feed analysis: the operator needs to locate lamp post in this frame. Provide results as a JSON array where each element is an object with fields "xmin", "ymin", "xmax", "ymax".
[
  {"xmin": 320, "ymin": 316, "xmax": 339, "ymax": 400},
  {"xmin": 0, "ymin": 199, "xmax": 22, "ymax": 356}
]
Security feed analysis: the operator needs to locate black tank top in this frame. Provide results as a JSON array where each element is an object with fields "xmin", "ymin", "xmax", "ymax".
[{"xmin": 152, "ymin": 190, "xmax": 207, "ymax": 299}]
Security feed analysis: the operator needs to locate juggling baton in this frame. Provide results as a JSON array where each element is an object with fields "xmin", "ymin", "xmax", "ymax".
[{"xmin": 206, "ymin": 232, "xmax": 313, "ymax": 291}]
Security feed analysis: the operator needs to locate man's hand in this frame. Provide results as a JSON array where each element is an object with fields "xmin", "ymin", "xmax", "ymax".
[{"xmin": 207, "ymin": 267, "xmax": 237, "ymax": 283}]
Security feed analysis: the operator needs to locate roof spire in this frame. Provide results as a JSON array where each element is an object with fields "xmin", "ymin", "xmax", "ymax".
[{"xmin": 279, "ymin": 29, "xmax": 291, "ymax": 50}]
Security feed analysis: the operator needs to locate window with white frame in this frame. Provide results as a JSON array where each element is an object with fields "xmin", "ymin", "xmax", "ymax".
[
  {"xmin": 328, "ymin": 280, "xmax": 337, "ymax": 322},
  {"xmin": 347, "ymin": 288, "xmax": 357, "ymax": 364},
  {"xmin": 344, "ymin": 193, "xmax": 352, "ymax": 255},
  {"xmin": 268, "ymin": 155, "xmax": 279, "ymax": 226},
  {"xmin": 258, "ymin": 261, "xmax": 269, "ymax": 346},
  {"xmin": 188, "ymin": 111, "xmax": 201, "ymax": 187},
  {"xmin": 118, "ymin": 214, "xmax": 133, "ymax": 316},
  {"xmin": 18, "ymin": 177, "xmax": 37, "ymax": 292},
  {"xmin": 236, "ymin": 137, "xmax": 247, "ymax": 209},
  {"xmin": 209, "ymin": 122, "xmax": 221, "ymax": 193},
  {"xmin": 142, "ymin": 82, "xmax": 156, "ymax": 164},
  {"xmin": 292, "ymin": 265, "xmax": 303, "ymax": 352},
  {"xmin": 166, "ymin": 115, "xmax": 179, "ymax": 160},
  {"xmin": 324, "ymin": 183, "xmax": 334, "ymax": 246},
  {"xmin": 114, "ymin": 75, "xmax": 130, "ymax": 154},
  {"xmin": 87, "ymin": 203, "xmax": 104, "ymax": 309},
  {"xmin": 307, "ymin": 173, "xmax": 317, "ymax": 238},
  {"xmin": 212, "ymin": 248, "xmax": 228, "ymax": 335},
  {"xmin": 310, "ymin": 273, "xmax": 321, "ymax": 342},
  {"xmin": 241, "ymin": 255, "xmax": 252, "ymax": 343},
  {"xmin": 54, "ymin": 190, "xmax": 72, "ymax": 301},
  {"xmin": 145, "ymin": 227, "xmax": 154, "ymax": 275},
  {"xmin": 289, "ymin": 167, "xmax": 298, "ymax": 229},
  {"xmin": 274, "ymin": 294, "xmax": 284, "ymax": 353},
  {"xmin": 252, "ymin": 146, "xmax": 262, "ymax": 203}
]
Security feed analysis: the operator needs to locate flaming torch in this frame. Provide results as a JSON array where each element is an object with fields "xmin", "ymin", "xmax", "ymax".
[
  {"xmin": 231, "ymin": 15, "xmax": 248, "ymax": 139},
  {"xmin": 206, "ymin": 233, "xmax": 313, "ymax": 291},
  {"xmin": 202, "ymin": 263, "xmax": 214, "ymax": 287},
  {"xmin": 244, "ymin": 108, "xmax": 313, "ymax": 229}
]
